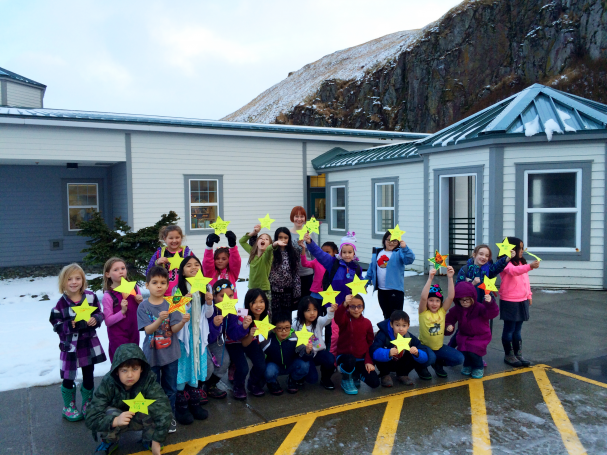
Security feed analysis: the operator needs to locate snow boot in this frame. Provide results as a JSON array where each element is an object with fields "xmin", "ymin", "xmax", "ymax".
[
  {"xmin": 187, "ymin": 385, "xmax": 208, "ymax": 421},
  {"xmin": 80, "ymin": 385, "xmax": 94, "ymax": 418},
  {"xmin": 175, "ymin": 390, "xmax": 194, "ymax": 425},
  {"xmin": 94, "ymin": 441, "xmax": 118, "ymax": 455},
  {"xmin": 286, "ymin": 376, "xmax": 300, "ymax": 394},
  {"xmin": 267, "ymin": 381, "xmax": 284, "ymax": 396},
  {"xmin": 339, "ymin": 365, "xmax": 358, "ymax": 395},
  {"xmin": 432, "ymin": 361, "xmax": 448, "ymax": 378},
  {"xmin": 233, "ymin": 383, "xmax": 247, "ymax": 400},
  {"xmin": 61, "ymin": 385, "xmax": 83, "ymax": 422},
  {"xmin": 514, "ymin": 341, "xmax": 531, "ymax": 367},
  {"xmin": 416, "ymin": 367, "xmax": 432, "ymax": 380},
  {"xmin": 504, "ymin": 350, "xmax": 523, "ymax": 367}
]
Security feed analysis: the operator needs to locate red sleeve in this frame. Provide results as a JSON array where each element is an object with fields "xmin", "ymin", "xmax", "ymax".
[
  {"xmin": 334, "ymin": 303, "xmax": 348, "ymax": 328},
  {"xmin": 364, "ymin": 320, "xmax": 374, "ymax": 364}
]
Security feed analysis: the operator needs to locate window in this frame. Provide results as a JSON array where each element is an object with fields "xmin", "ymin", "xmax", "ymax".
[
  {"xmin": 67, "ymin": 183, "xmax": 98, "ymax": 231},
  {"xmin": 310, "ymin": 174, "xmax": 326, "ymax": 188},
  {"xmin": 328, "ymin": 181, "xmax": 348, "ymax": 234},
  {"xmin": 189, "ymin": 179, "xmax": 219, "ymax": 230},
  {"xmin": 372, "ymin": 177, "xmax": 399, "ymax": 239}
]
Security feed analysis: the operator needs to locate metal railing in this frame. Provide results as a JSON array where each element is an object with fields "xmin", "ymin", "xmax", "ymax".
[{"xmin": 449, "ymin": 217, "xmax": 475, "ymax": 256}]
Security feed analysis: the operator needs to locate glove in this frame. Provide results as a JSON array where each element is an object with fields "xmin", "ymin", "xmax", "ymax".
[
  {"xmin": 225, "ymin": 231, "xmax": 237, "ymax": 248},
  {"xmin": 206, "ymin": 233, "xmax": 220, "ymax": 248}
]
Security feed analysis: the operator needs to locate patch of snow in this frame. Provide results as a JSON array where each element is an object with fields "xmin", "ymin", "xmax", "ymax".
[
  {"xmin": 540, "ymin": 289, "xmax": 566, "ymax": 294},
  {"xmin": 543, "ymin": 118, "xmax": 563, "ymax": 141},
  {"xmin": 524, "ymin": 116, "xmax": 541, "ymax": 137},
  {"xmin": 557, "ymin": 109, "xmax": 577, "ymax": 132}
]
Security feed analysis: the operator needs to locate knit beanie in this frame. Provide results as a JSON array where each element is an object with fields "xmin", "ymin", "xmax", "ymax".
[
  {"xmin": 428, "ymin": 284, "xmax": 444, "ymax": 303},
  {"xmin": 339, "ymin": 232, "xmax": 359, "ymax": 261}
]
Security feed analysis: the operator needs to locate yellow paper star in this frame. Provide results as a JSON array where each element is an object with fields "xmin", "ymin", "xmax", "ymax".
[
  {"xmin": 167, "ymin": 253, "xmax": 184, "ymax": 271},
  {"xmin": 113, "ymin": 277, "xmax": 137, "ymax": 298},
  {"xmin": 478, "ymin": 276, "xmax": 498, "ymax": 295},
  {"xmin": 164, "ymin": 289, "xmax": 192, "ymax": 314},
  {"xmin": 428, "ymin": 250, "xmax": 449, "ymax": 270},
  {"xmin": 305, "ymin": 217, "xmax": 320, "ymax": 235},
  {"xmin": 388, "ymin": 224, "xmax": 406, "ymax": 241},
  {"xmin": 496, "ymin": 237, "xmax": 516, "ymax": 257},
  {"xmin": 72, "ymin": 297, "xmax": 97, "ymax": 322},
  {"xmin": 319, "ymin": 285, "xmax": 341, "ymax": 305},
  {"xmin": 258, "ymin": 213, "xmax": 275, "ymax": 230},
  {"xmin": 210, "ymin": 216, "xmax": 231, "ymax": 235},
  {"xmin": 215, "ymin": 295, "xmax": 238, "ymax": 317},
  {"xmin": 391, "ymin": 333, "xmax": 412, "ymax": 353},
  {"xmin": 345, "ymin": 275, "xmax": 369, "ymax": 296},
  {"xmin": 296, "ymin": 226, "xmax": 309, "ymax": 240},
  {"xmin": 524, "ymin": 250, "xmax": 542, "ymax": 262},
  {"xmin": 254, "ymin": 316, "xmax": 275, "ymax": 340},
  {"xmin": 294, "ymin": 325, "xmax": 313, "ymax": 347},
  {"xmin": 123, "ymin": 392, "xmax": 156, "ymax": 415},
  {"xmin": 186, "ymin": 270, "xmax": 212, "ymax": 294}
]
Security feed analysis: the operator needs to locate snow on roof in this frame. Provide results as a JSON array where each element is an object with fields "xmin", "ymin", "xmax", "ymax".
[
  {"xmin": 0, "ymin": 67, "xmax": 46, "ymax": 88},
  {"xmin": 314, "ymin": 141, "xmax": 421, "ymax": 170}
]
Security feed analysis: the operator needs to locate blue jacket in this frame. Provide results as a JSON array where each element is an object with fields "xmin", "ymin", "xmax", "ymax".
[
  {"xmin": 365, "ymin": 246, "xmax": 415, "ymax": 292},
  {"xmin": 370, "ymin": 320, "xmax": 428, "ymax": 364},
  {"xmin": 261, "ymin": 330, "xmax": 313, "ymax": 370},
  {"xmin": 456, "ymin": 257, "xmax": 508, "ymax": 303}
]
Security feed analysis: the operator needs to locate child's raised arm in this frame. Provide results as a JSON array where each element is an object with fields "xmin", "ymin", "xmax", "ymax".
[
  {"xmin": 306, "ymin": 238, "xmax": 336, "ymax": 272},
  {"xmin": 238, "ymin": 232, "xmax": 253, "ymax": 254},
  {"xmin": 419, "ymin": 268, "xmax": 437, "ymax": 314},
  {"xmin": 443, "ymin": 266, "xmax": 455, "ymax": 310}
]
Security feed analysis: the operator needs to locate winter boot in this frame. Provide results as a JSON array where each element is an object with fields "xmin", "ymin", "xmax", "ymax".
[
  {"xmin": 286, "ymin": 376, "xmax": 300, "ymax": 394},
  {"xmin": 514, "ymin": 341, "xmax": 531, "ymax": 367},
  {"xmin": 432, "ymin": 361, "xmax": 448, "ymax": 378},
  {"xmin": 320, "ymin": 375, "xmax": 335, "ymax": 390},
  {"xmin": 61, "ymin": 385, "xmax": 83, "ymax": 422},
  {"xmin": 206, "ymin": 375, "xmax": 227, "ymax": 399},
  {"xmin": 187, "ymin": 385, "xmax": 208, "ymax": 421},
  {"xmin": 339, "ymin": 365, "xmax": 358, "ymax": 395},
  {"xmin": 94, "ymin": 440, "xmax": 118, "ymax": 455},
  {"xmin": 416, "ymin": 367, "xmax": 432, "ymax": 380},
  {"xmin": 267, "ymin": 381, "xmax": 284, "ymax": 396},
  {"xmin": 197, "ymin": 381, "xmax": 209, "ymax": 405},
  {"xmin": 233, "ymin": 383, "xmax": 247, "ymax": 400},
  {"xmin": 175, "ymin": 390, "xmax": 194, "ymax": 425},
  {"xmin": 504, "ymin": 350, "xmax": 523, "ymax": 367},
  {"xmin": 80, "ymin": 385, "xmax": 94, "ymax": 418}
]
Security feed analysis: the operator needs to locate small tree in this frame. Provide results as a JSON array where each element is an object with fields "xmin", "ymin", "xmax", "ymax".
[{"xmin": 77, "ymin": 211, "xmax": 180, "ymax": 291}]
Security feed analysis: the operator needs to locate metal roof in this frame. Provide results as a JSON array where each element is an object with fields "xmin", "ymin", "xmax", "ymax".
[
  {"xmin": 0, "ymin": 106, "xmax": 428, "ymax": 140},
  {"xmin": 314, "ymin": 141, "xmax": 421, "ymax": 170},
  {"xmin": 0, "ymin": 67, "xmax": 46, "ymax": 88}
]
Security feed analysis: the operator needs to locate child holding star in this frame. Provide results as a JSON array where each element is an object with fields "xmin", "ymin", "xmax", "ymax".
[
  {"xmin": 203, "ymin": 230, "xmax": 242, "ymax": 297},
  {"xmin": 239, "ymin": 224, "xmax": 275, "ymax": 305},
  {"xmin": 50, "ymin": 263, "xmax": 106, "ymax": 422},
  {"xmin": 269, "ymin": 227, "xmax": 301, "ymax": 318}
]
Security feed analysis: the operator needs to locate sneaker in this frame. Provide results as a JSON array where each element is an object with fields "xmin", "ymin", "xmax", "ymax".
[
  {"xmin": 320, "ymin": 377, "xmax": 335, "ymax": 390},
  {"xmin": 168, "ymin": 419, "xmax": 177, "ymax": 433},
  {"xmin": 504, "ymin": 352, "xmax": 523, "ymax": 367},
  {"xmin": 396, "ymin": 375, "xmax": 414, "ymax": 386},
  {"xmin": 207, "ymin": 384, "xmax": 227, "ymax": 399},
  {"xmin": 381, "ymin": 375, "xmax": 393, "ymax": 388},
  {"xmin": 417, "ymin": 367, "xmax": 432, "ymax": 380},
  {"xmin": 471, "ymin": 368, "xmax": 484, "ymax": 379},
  {"xmin": 267, "ymin": 381, "xmax": 284, "ymax": 396},
  {"xmin": 233, "ymin": 384, "xmax": 247, "ymax": 400},
  {"xmin": 432, "ymin": 363, "xmax": 448, "ymax": 378},
  {"xmin": 248, "ymin": 383, "xmax": 266, "ymax": 397},
  {"xmin": 287, "ymin": 376, "xmax": 300, "ymax": 394},
  {"xmin": 94, "ymin": 441, "xmax": 118, "ymax": 455},
  {"xmin": 461, "ymin": 366, "xmax": 472, "ymax": 376}
]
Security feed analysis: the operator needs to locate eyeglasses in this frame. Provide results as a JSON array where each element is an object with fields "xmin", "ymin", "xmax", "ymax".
[
  {"xmin": 275, "ymin": 326, "xmax": 291, "ymax": 332},
  {"xmin": 349, "ymin": 305, "xmax": 364, "ymax": 311}
]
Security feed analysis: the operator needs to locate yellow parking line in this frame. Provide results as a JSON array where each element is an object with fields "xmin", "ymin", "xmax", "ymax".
[
  {"xmin": 533, "ymin": 368, "xmax": 587, "ymax": 455},
  {"xmin": 372, "ymin": 397, "xmax": 405, "ymax": 454},
  {"xmin": 274, "ymin": 416, "xmax": 316, "ymax": 455},
  {"xmin": 469, "ymin": 381, "xmax": 491, "ymax": 455},
  {"xmin": 552, "ymin": 367, "xmax": 607, "ymax": 389}
]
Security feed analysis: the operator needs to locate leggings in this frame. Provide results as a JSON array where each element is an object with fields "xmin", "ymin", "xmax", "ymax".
[
  {"xmin": 501, "ymin": 320, "xmax": 524, "ymax": 353},
  {"xmin": 377, "ymin": 289, "xmax": 405, "ymax": 320},
  {"xmin": 63, "ymin": 364, "xmax": 94, "ymax": 390}
]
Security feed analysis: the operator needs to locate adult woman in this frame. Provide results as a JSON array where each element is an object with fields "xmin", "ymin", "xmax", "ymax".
[{"xmin": 290, "ymin": 206, "xmax": 314, "ymax": 299}]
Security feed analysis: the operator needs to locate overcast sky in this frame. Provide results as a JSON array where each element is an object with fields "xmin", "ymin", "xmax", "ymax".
[{"xmin": 2, "ymin": 0, "xmax": 461, "ymax": 120}]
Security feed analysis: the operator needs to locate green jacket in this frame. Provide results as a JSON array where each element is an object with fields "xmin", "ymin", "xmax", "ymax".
[
  {"xmin": 239, "ymin": 234, "xmax": 274, "ymax": 291},
  {"xmin": 85, "ymin": 343, "xmax": 172, "ymax": 443}
]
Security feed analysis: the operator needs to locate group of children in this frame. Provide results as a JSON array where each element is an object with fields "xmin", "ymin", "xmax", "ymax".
[{"xmin": 49, "ymin": 208, "xmax": 538, "ymax": 454}]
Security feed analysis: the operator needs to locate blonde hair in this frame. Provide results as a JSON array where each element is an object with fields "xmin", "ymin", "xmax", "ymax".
[
  {"xmin": 58, "ymin": 263, "xmax": 87, "ymax": 294},
  {"xmin": 248, "ymin": 233, "xmax": 272, "ymax": 265},
  {"xmin": 159, "ymin": 225, "xmax": 184, "ymax": 242},
  {"xmin": 103, "ymin": 257, "xmax": 127, "ymax": 291}
]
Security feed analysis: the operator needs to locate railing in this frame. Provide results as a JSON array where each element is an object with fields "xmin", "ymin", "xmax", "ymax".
[{"xmin": 449, "ymin": 217, "xmax": 475, "ymax": 256}]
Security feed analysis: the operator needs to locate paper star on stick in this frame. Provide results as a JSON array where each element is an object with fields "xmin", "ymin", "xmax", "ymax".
[
  {"xmin": 215, "ymin": 295, "xmax": 238, "ymax": 317},
  {"xmin": 167, "ymin": 253, "xmax": 184, "ymax": 271},
  {"xmin": 478, "ymin": 276, "xmax": 498, "ymax": 295},
  {"xmin": 164, "ymin": 289, "xmax": 192, "ymax": 314},
  {"xmin": 345, "ymin": 275, "xmax": 369, "ymax": 296},
  {"xmin": 296, "ymin": 226, "xmax": 309, "ymax": 240},
  {"xmin": 258, "ymin": 213, "xmax": 275, "ymax": 230},
  {"xmin": 123, "ymin": 392, "xmax": 156, "ymax": 415},
  {"xmin": 524, "ymin": 250, "xmax": 542, "ymax": 262},
  {"xmin": 391, "ymin": 333, "xmax": 412, "ymax": 353},
  {"xmin": 319, "ymin": 285, "xmax": 341, "ymax": 305},
  {"xmin": 428, "ymin": 250, "xmax": 449, "ymax": 270},
  {"xmin": 295, "ymin": 325, "xmax": 314, "ymax": 347},
  {"xmin": 305, "ymin": 217, "xmax": 320, "ymax": 235},
  {"xmin": 186, "ymin": 270, "xmax": 212, "ymax": 295},
  {"xmin": 254, "ymin": 316, "xmax": 275, "ymax": 340},
  {"xmin": 73, "ymin": 297, "xmax": 97, "ymax": 322},
  {"xmin": 388, "ymin": 224, "xmax": 406, "ymax": 241},
  {"xmin": 113, "ymin": 277, "xmax": 137, "ymax": 299},
  {"xmin": 496, "ymin": 237, "xmax": 516, "ymax": 257},
  {"xmin": 210, "ymin": 216, "xmax": 231, "ymax": 235}
]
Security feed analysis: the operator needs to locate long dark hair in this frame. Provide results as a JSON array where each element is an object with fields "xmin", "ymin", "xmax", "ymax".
[
  {"xmin": 296, "ymin": 296, "xmax": 321, "ymax": 332},
  {"xmin": 506, "ymin": 237, "xmax": 527, "ymax": 266},
  {"xmin": 244, "ymin": 289, "xmax": 268, "ymax": 321},
  {"xmin": 272, "ymin": 227, "xmax": 299, "ymax": 274},
  {"xmin": 177, "ymin": 255, "xmax": 202, "ymax": 296}
]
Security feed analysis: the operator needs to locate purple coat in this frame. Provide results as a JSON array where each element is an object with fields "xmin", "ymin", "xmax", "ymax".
[
  {"xmin": 445, "ymin": 282, "xmax": 499, "ymax": 357},
  {"xmin": 103, "ymin": 289, "xmax": 140, "ymax": 361},
  {"xmin": 207, "ymin": 306, "xmax": 224, "ymax": 345}
]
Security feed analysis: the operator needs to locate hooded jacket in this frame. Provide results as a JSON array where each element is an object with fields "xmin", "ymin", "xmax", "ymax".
[
  {"xmin": 85, "ymin": 343, "xmax": 172, "ymax": 443},
  {"xmin": 365, "ymin": 246, "xmax": 415, "ymax": 292},
  {"xmin": 370, "ymin": 320, "xmax": 428, "ymax": 364},
  {"xmin": 261, "ymin": 330, "xmax": 313, "ymax": 370}
]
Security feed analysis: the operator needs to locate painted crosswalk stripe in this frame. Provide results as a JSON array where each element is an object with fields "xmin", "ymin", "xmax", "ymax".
[
  {"xmin": 469, "ymin": 381, "xmax": 491, "ymax": 455},
  {"xmin": 372, "ymin": 397, "xmax": 405, "ymax": 454}
]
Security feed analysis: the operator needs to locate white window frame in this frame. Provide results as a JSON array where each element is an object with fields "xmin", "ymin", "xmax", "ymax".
[
  {"xmin": 188, "ymin": 178, "xmax": 220, "ymax": 231},
  {"xmin": 67, "ymin": 183, "xmax": 99, "ymax": 232},
  {"xmin": 331, "ymin": 184, "xmax": 346, "ymax": 232},
  {"xmin": 523, "ymin": 169, "xmax": 582, "ymax": 253},
  {"xmin": 374, "ymin": 182, "xmax": 395, "ymax": 235}
]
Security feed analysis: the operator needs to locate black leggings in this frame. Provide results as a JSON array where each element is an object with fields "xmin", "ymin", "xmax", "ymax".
[
  {"xmin": 300, "ymin": 274, "xmax": 314, "ymax": 298},
  {"xmin": 63, "ymin": 364, "xmax": 94, "ymax": 390},
  {"xmin": 377, "ymin": 289, "xmax": 405, "ymax": 320}
]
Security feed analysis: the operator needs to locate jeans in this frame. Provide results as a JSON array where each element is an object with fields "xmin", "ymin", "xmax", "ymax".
[
  {"xmin": 206, "ymin": 341, "xmax": 230, "ymax": 380},
  {"xmin": 151, "ymin": 360, "xmax": 178, "ymax": 415},
  {"xmin": 304, "ymin": 349, "xmax": 336, "ymax": 383},
  {"xmin": 426, "ymin": 344, "xmax": 465, "ymax": 367},
  {"xmin": 376, "ymin": 345, "xmax": 433, "ymax": 377},
  {"xmin": 265, "ymin": 359, "xmax": 309, "ymax": 383},
  {"xmin": 377, "ymin": 289, "xmax": 405, "ymax": 320},
  {"xmin": 226, "ymin": 341, "xmax": 266, "ymax": 389},
  {"xmin": 502, "ymin": 320, "xmax": 524, "ymax": 353},
  {"xmin": 462, "ymin": 351, "xmax": 484, "ymax": 369},
  {"xmin": 336, "ymin": 354, "xmax": 380, "ymax": 388}
]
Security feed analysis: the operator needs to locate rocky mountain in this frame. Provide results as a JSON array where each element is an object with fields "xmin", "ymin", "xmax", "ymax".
[{"xmin": 222, "ymin": 0, "xmax": 607, "ymax": 134}]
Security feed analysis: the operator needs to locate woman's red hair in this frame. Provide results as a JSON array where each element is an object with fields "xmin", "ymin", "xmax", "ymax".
[{"xmin": 290, "ymin": 206, "xmax": 307, "ymax": 222}]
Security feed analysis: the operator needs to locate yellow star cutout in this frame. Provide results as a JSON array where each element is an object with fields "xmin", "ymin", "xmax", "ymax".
[
  {"xmin": 319, "ymin": 285, "xmax": 341, "ymax": 305},
  {"xmin": 167, "ymin": 253, "xmax": 184, "ymax": 271},
  {"xmin": 72, "ymin": 297, "xmax": 97, "ymax": 322},
  {"xmin": 296, "ymin": 226, "xmax": 309, "ymax": 240},
  {"xmin": 496, "ymin": 237, "xmax": 516, "ymax": 257},
  {"xmin": 305, "ymin": 217, "xmax": 320, "ymax": 235},
  {"xmin": 258, "ymin": 213, "xmax": 275, "ymax": 230},
  {"xmin": 428, "ymin": 250, "xmax": 449, "ymax": 270},
  {"xmin": 210, "ymin": 216, "xmax": 231, "ymax": 235},
  {"xmin": 524, "ymin": 250, "xmax": 542, "ymax": 262},
  {"xmin": 254, "ymin": 316, "xmax": 275, "ymax": 340},
  {"xmin": 164, "ymin": 289, "xmax": 192, "ymax": 314},
  {"xmin": 391, "ymin": 333, "xmax": 412, "ymax": 353},
  {"xmin": 123, "ymin": 392, "xmax": 156, "ymax": 415},
  {"xmin": 388, "ymin": 224, "xmax": 406, "ymax": 241},
  {"xmin": 113, "ymin": 277, "xmax": 137, "ymax": 298},
  {"xmin": 215, "ymin": 295, "xmax": 238, "ymax": 317},
  {"xmin": 186, "ymin": 270, "xmax": 212, "ymax": 294},
  {"xmin": 478, "ymin": 276, "xmax": 499, "ymax": 295},
  {"xmin": 345, "ymin": 275, "xmax": 369, "ymax": 296},
  {"xmin": 294, "ymin": 325, "xmax": 313, "ymax": 347}
]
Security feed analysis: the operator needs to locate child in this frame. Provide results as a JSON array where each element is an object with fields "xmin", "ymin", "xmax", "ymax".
[
  {"xmin": 174, "ymin": 256, "xmax": 214, "ymax": 425},
  {"xmin": 102, "ymin": 257, "xmax": 143, "ymax": 361},
  {"xmin": 365, "ymin": 231, "xmax": 416, "ymax": 320},
  {"xmin": 334, "ymin": 294, "xmax": 380, "ymax": 394},
  {"xmin": 137, "ymin": 266, "xmax": 188, "ymax": 433},
  {"xmin": 456, "ymin": 244, "xmax": 514, "ymax": 302},
  {"xmin": 262, "ymin": 313, "xmax": 313, "ymax": 395},
  {"xmin": 418, "ymin": 267, "xmax": 463, "ymax": 378},
  {"xmin": 204, "ymin": 293, "xmax": 230, "ymax": 401},
  {"xmin": 370, "ymin": 310, "xmax": 431, "ymax": 387},
  {"xmin": 224, "ymin": 284, "xmax": 268, "ymax": 400},
  {"xmin": 50, "ymin": 264, "xmax": 106, "ymax": 422},
  {"xmin": 85, "ymin": 343, "xmax": 172, "ymax": 455},
  {"xmin": 269, "ymin": 227, "xmax": 301, "ymax": 317},
  {"xmin": 239, "ymin": 224, "xmax": 275, "ymax": 305},
  {"xmin": 203, "ymin": 230, "xmax": 242, "ymax": 297},
  {"xmin": 293, "ymin": 296, "xmax": 337, "ymax": 389},
  {"xmin": 445, "ymin": 281, "xmax": 499, "ymax": 379},
  {"xmin": 498, "ymin": 237, "xmax": 540, "ymax": 367},
  {"xmin": 147, "ymin": 225, "xmax": 195, "ymax": 296}
]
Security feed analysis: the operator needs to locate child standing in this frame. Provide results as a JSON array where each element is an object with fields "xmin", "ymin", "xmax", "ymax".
[
  {"xmin": 269, "ymin": 227, "xmax": 301, "ymax": 318},
  {"xmin": 498, "ymin": 237, "xmax": 540, "ymax": 367},
  {"xmin": 456, "ymin": 244, "xmax": 514, "ymax": 302},
  {"xmin": 50, "ymin": 264, "xmax": 106, "ymax": 422},
  {"xmin": 147, "ymin": 225, "xmax": 195, "ymax": 296},
  {"xmin": 365, "ymin": 231, "xmax": 416, "ymax": 320},
  {"xmin": 446, "ymin": 281, "xmax": 499, "ymax": 379},
  {"xmin": 204, "ymin": 297, "xmax": 230, "ymax": 400},
  {"xmin": 239, "ymin": 224, "xmax": 274, "ymax": 305},
  {"xmin": 203, "ymin": 230, "xmax": 241, "ymax": 297},
  {"xmin": 137, "ymin": 266, "xmax": 188, "ymax": 434},
  {"xmin": 102, "ymin": 257, "xmax": 143, "ymax": 361}
]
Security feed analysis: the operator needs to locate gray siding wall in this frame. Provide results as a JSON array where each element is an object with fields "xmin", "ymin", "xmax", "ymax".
[
  {"xmin": 0, "ymin": 165, "xmax": 111, "ymax": 267},
  {"xmin": 111, "ymin": 162, "xmax": 129, "ymax": 226},
  {"xmin": 5, "ymin": 81, "xmax": 43, "ymax": 108}
]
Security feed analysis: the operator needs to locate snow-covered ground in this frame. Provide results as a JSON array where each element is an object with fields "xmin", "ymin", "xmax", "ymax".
[{"xmin": 0, "ymin": 268, "xmax": 418, "ymax": 392}]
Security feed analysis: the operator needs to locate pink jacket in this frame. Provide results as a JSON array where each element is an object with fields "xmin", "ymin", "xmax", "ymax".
[
  {"xmin": 203, "ymin": 246, "xmax": 242, "ymax": 297},
  {"xmin": 301, "ymin": 252, "xmax": 326, "ymax": 294},
  {"xmin": 499, "ymin": 262, "xmax": 532, "ymax": 301}
]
